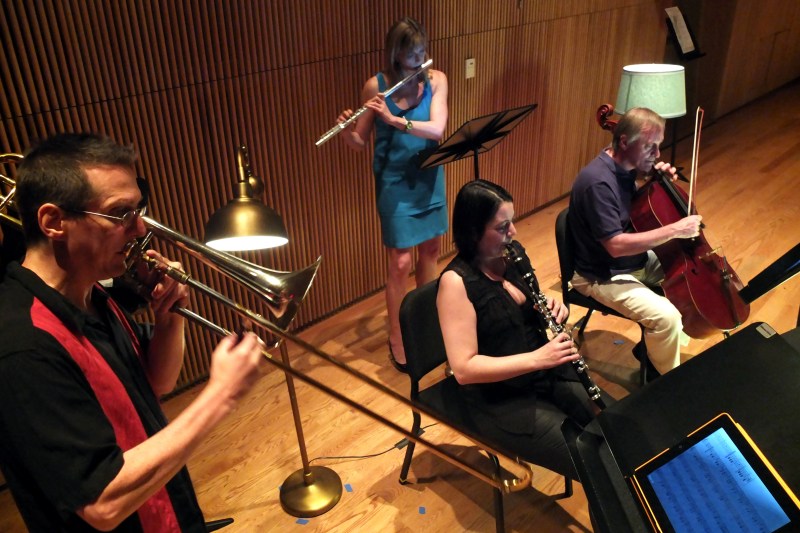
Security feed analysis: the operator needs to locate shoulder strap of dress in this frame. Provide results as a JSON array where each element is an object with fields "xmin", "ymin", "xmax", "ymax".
[{"xmin": 444, "ymin": 255, "xmax": 478, "ymax": 282}]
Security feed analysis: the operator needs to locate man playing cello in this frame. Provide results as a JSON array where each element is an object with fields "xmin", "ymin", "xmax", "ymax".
[{"xmin": 568, "ymin": 107, "xmax": 702, "ymax": 377}]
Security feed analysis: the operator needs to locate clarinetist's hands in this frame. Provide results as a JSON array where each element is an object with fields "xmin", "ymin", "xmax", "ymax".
[
  {"xmin": 534, "ymin": 332, "xmax": 580, "ymax": 370},
  {"xmin": 546, "ymin": 296, "xmax": 569, "ymax": 325}
]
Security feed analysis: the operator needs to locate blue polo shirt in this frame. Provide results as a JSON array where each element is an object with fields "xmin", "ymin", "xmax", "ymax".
[{"xmin": 568, "ymin": 151, "xmax": 648, "ymax": 280}]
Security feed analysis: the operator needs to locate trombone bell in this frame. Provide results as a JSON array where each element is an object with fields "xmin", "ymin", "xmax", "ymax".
[{"xmin": 141, "ymin": 216, "xmax": 321, "ymax": 331}]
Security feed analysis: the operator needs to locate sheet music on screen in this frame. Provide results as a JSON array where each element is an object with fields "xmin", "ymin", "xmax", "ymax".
[{"xmin": 647, "ymin": 427, "xmax": 790, "ymax": 532}]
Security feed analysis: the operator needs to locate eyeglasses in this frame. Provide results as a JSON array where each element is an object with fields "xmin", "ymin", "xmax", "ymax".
[{"xmin": 67, "ymin": 205, "xmax": 148, "ymax": 229}]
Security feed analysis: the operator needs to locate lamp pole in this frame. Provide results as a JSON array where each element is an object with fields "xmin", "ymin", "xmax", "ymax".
[
  {"xmin": 203, "ymin": 144, "xmax": 340, "ymax": 516},
  {"xmin": 277, "ymin": 341, "xmax": 343, "ymax": 516}
]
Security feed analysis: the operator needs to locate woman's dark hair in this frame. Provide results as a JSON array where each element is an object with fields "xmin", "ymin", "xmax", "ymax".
[
  {"xmin": 452, "ymin": 179, "xmax": 513, "ymax": 263},
  {"xmin": 383, "ymin": 17, "xmax": 429, "ymax": 85},
  {"xmin": 16, "ymin": 132, "xmax": 138, "ymax": 244}
]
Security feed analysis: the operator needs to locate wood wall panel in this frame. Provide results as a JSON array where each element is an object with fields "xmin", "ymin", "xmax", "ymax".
[
  {"xmin": 3, "ymin": 0, "xmax": 792, "ymax": 390},
  {"xmin": 717, "ymin": 0, "xmax": 800, "ymax": 116}
]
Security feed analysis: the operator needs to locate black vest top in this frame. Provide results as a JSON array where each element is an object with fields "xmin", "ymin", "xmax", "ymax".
[{"xmin": 442, "ymin": 241, "xmax": 559, "ymax": 435}]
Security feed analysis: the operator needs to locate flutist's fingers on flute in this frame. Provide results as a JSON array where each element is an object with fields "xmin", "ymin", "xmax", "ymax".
[
  {"xmin": 336, "ymin": 109, "xmax": 355, "ymax": 126},
  {"xmin": 364, "ymin": 94, "xmax": 393, "ymax": 124},
  {"xmin": 332, "ymin": 107, "xmax": 370, "ymax": 149}
]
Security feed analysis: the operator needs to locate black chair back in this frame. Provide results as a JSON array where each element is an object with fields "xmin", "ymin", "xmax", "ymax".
[
  {"xmin": 398, "ymin": 281, "xmax": 447, "ymax": 382},
  {"xmin": 555, "ymin": 207, "xmax": 575, "ymax": 301}
]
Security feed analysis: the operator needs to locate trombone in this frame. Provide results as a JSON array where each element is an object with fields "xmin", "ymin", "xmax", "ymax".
[
  {"xmin": 315, "ymin": 59, "xmax": 433, "ymax": 146},
  {"xmin": 0, "ymin": 153, "xmax": 532, "ymax": 497},
  {"xmin": 0, "ymin": 153, "xmax": 22, "ymax": 227},
  {"xmin": 132, "ymin": 217, "xmax": 532, "ymax": 494}
]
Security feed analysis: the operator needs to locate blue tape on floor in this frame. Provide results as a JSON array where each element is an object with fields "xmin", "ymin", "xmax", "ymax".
[
  {"xmin": 613, "ymin": 339, "xmax": 625, "ymax": 345},
  {"xmin": 419, "ymin": 506, "xmax": 426, "ymax": 515},
  {"xmin": 296, "ymin": 518, "xmax": 309, "ymax": 525},
  {"xmin": 345, "ymin": 483, "xmax": 353, "ymax": 492}
]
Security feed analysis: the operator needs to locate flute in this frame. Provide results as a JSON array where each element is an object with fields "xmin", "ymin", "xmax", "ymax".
[{"xmin": 315, "ymin": 59, "xmax": 433, "ymax": 147}]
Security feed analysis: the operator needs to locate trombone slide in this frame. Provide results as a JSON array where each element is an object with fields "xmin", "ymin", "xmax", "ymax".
[
  {"xmin": 0, "ymin": 150, "xmax": 532, "ymax": 495},
  {"xmin": 144, "ymin": 250, "xmax": 532, "ymax": 494},
  {"xmin": 315, "ymin": 59, "xmax": 433, "ymax": 147}
]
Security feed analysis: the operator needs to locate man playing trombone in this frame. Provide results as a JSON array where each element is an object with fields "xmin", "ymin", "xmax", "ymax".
[{"xmin": 0, "ymin": 133, "xmax": 265, "ymax": 532}]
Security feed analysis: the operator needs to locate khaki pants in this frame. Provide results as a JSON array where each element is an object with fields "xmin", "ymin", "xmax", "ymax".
[{"xmin": 570, "ymin": 251, "xmax": 683, "ymax": 374}]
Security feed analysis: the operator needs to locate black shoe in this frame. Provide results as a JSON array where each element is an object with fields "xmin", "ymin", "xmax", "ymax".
[
  {"xmin": 388, "ymin": 342, "xmax": 408, "ymax": 373},
  {"xmin": 632, "ymin": 340, "xmax": 661, "ymax": 382}
]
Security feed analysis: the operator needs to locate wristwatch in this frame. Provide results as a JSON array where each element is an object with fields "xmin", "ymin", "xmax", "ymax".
[{"xmin": 404, "ymin": 117, "xmax": 413, "ymax": 132}]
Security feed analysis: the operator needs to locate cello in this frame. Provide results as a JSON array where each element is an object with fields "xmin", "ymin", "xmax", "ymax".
[{"xmin": 597, "ymin": 105, "xmax": 750, "ymax": 338}]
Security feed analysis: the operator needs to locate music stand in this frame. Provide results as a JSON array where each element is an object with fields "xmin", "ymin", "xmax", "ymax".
[
  {"xmin": 739, "ymin": 242, "xmax": 800, "ymax": 304},
  {"xmin": 418, "ymin": 103, "xmax": 537, "ymax": 180}
]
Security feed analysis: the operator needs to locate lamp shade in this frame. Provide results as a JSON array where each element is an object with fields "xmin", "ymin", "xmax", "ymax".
[
  {"xmin": 615, "ymin": 64, "xmax": 686, "ymax": 119},
  {"xmin": 204, "ymin": 145, "xmax": 289, "ymax": 252},
  {"xmin": 204, "ymin": 197, "xmax": 288, "ymax": 251}
]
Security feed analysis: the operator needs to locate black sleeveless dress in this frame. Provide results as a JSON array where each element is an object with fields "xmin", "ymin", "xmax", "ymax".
[{"xmin": 442, "ymin": 240, "xmax": 593, "ymax": 476}]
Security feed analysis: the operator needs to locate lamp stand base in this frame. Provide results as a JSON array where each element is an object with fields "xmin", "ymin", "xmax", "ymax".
[{"xmin": 279, "ymin": 466, "xmax": 342, "ymax": 518}]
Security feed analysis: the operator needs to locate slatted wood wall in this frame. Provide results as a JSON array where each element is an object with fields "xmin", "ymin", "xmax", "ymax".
[
  {"xmin": 0, "ymin": 0, "xmax": 687, "ymax": 389},
  {"xmin": 717, "ymin": 0, "xmax": 800, "ymax": 116}
]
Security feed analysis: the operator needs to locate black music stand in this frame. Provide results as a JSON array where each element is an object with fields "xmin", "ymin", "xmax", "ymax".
[
  {"xmin": 739, "ymin": 242, "xmax": 800, "ymax": 305},
  {"xmin": 417, "ymin": 103, "xmax": 537, "ymax": 180}
]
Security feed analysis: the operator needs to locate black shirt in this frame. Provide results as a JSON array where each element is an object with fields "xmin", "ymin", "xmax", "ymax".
[
  {"xmin": 0, "ymin": 263, "xmax": 205, "ymax": 532},
  {"xmin": 442, "ymin": 241, "xmax": 576, "ymax": 435}
]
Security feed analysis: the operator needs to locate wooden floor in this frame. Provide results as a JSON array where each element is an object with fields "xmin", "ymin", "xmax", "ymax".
[{"xmin": 2, "ymin": 81, "xmax": 799, "ymax": 532}]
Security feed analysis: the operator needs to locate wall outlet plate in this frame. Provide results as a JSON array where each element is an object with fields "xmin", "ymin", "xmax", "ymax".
[{"xmin": 465, "ymin": 58, "xmax": 476, "ymax": 79}]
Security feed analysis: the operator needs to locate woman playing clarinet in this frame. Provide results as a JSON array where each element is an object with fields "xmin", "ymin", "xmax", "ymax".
[{"xmin": 437, "ymin": 180, "xmax": 613, "ymax": 478}]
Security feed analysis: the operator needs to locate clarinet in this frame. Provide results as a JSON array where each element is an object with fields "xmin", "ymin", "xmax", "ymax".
[{"xmin": 504, "ymin": 243, "xmax": 606, "ymax": 409}]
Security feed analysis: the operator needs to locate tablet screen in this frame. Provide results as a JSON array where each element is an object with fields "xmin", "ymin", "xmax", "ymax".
[
  {"xmin": 647, "ymin": 427, "xmax": 789, "ymax": 532},
  {"xmin": 631, "ymin": 413, "xmax": 799, "ymax": 533}
]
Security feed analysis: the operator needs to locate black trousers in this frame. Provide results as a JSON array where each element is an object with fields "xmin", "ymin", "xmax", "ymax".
[{"xmin": 478, "ymin": 378, "xmax": 613, "ymax": 480}]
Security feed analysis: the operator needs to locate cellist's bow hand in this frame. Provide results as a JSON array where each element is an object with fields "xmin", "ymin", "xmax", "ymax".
[{"xmin": 671, "ymin": 215, "xmax": 703, "ymax": 239}]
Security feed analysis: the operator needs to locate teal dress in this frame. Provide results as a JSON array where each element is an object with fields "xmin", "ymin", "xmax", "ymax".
[{"xmin": 373, "ymin": 72, "xmax": 447, "ymax": 249}]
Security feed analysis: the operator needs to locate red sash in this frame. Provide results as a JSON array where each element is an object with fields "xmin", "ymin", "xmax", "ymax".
[{"xmin": 31, "ymin": 296, "xmax": 181, "ymax": 532}]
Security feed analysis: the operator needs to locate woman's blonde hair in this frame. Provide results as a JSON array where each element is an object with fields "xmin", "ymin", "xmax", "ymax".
[{"xmin": 383, "ymin": 17, "xmax": 429, "ymax": 85}]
